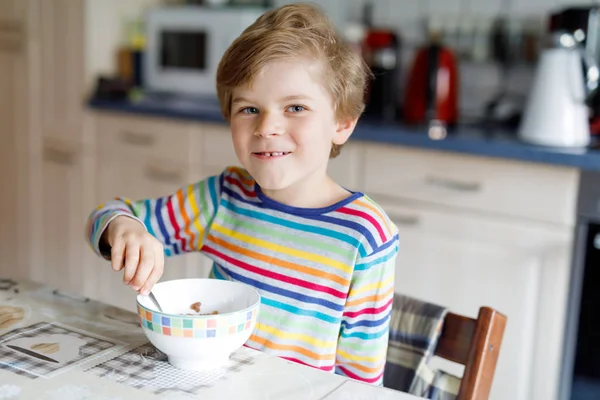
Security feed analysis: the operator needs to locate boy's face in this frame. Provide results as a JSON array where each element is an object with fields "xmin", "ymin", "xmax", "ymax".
[{"xmin": 229, "ymin": 58, "xmax": 356, "ymax": 192}]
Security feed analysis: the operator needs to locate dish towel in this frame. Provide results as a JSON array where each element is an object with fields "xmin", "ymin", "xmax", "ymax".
[{"xmin": 383, "ymin": 294, "xmax": 461, "ymax": 399}]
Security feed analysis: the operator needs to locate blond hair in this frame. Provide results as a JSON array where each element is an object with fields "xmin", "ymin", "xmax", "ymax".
[{"xmin": 216, "ymin": 2, "xmax": 371, "ymax": 158}]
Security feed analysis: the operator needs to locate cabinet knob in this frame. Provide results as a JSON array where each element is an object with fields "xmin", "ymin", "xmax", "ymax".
[
  {"xmin": 389, "ymin": 214, "xmax": 420, "ymax": 227},
  {"xmin": 0, "ymin": 35, "xmax": 22, "ymax": 52},
  {"xmin": 425, "ymin": 175, "xmax": 482, "ymax": 192},
  {"xmin": 119, "ymin": 131, "xmax": 155, "ymax": 147},
  {"xmin": 0, "ymin": 20, "xmax": 24, "ymax": 52},
  {"xmin": 145, "ymin": 166, "xmax": 184, "ymax": 184},
  {"xmin": 43, "ymin": 146, "xmax": 76, "ymax": 166}
]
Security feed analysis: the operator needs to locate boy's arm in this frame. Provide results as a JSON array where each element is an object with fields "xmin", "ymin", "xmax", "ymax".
[
  {"xmin": 86, "ymin": 173, "xmax": 223, "ymax": 260},
  {"xmin": 335, "ymin": 237, "xmax": 398, "ymax": 386}
]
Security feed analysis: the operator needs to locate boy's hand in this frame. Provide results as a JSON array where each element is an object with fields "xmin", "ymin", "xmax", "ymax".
[{"xmin": 106, "ymin": 216, "xmax": 164, "ymax": 295}]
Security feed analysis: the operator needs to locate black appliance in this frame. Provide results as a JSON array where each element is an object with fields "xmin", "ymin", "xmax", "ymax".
[{"xmin": 560, "ymin": 170, "xmax": 600, "ymax": 399}]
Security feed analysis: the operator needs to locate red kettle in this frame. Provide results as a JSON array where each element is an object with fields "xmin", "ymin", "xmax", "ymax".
[{"xmin": 403, "ymin": 36, "xmax": 459, "ymax": 126}]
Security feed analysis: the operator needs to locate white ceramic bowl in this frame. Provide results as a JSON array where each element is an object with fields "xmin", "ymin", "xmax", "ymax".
[{"xmin": 136, "ymin": 278, "xmax": 261, "ymax": 370}]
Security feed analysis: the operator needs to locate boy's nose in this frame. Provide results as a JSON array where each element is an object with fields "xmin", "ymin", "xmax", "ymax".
[{"xmin": 254, "ymin": 112, "xmax": 284, "ymax": 137}]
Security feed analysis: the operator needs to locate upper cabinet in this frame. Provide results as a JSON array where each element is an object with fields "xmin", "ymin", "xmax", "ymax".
[
  {"xmin": 0, "ymin": 0, "xmax": 30, "ymax": 281},
  {"xmin": 38, "ymin": 0, "xmax": 86, "ymax": 143}
]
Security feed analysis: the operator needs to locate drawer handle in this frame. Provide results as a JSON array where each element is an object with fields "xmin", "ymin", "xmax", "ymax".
[
  {"xmin": 43, "ymin": 146, "xmax": 76, "ymax": 166},
  {"xmin": 0, "ymin": 20, "xmax": 22, "ymax": 33},
  {"xmin": 119, "ymin": 131, "xmax": 155, "ymax": 147},
  {"xmin": 0, "ymin": 35, "xmax": 22, "ymax": 52},
  {"xmin": 145, "ymin": 166, "xmax": 183, "ymax": 184},
  {"xmin": 425, "ymin": 176, "xmax": 482, "ymax": 192},
  {"xmin": 389, "ymin": 214, "xmax": 420, "ymax": 227}
]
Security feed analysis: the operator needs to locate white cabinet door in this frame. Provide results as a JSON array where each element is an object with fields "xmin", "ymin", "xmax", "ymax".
[
  {"xmin": 28, "ymin": 141, "xmax": 90, "ymax": 296},
  {"xmin": 381, "ymin": 200, "xmax": 572, "ymax": 400},
  {"xmin": 38, "ymin": 0, "xmax": 85, "ymax": 143},
  {"xmin": 0, "ymin": 9, "xmax": 27, "ymax": 280}
]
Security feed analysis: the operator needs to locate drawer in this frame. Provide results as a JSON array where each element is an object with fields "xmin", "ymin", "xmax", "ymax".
[
  {"xmin": 95, "ymin": 113, "xmax": 196, "ymax": 162},
  {"xmin": 198, "ymin": 123, "xmax": 239, "ymax": 168},
  {"xmin": 362, "ymin": 144, "xmax": 579, "ymax": 226}
]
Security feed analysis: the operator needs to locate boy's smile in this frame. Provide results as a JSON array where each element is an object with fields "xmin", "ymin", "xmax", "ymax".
[{"xmin": 229, "ymin": 57, "xmax": 357, "ymax": 208}]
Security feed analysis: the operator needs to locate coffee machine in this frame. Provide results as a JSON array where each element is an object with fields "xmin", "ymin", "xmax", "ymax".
[{"xmin": 549, "ymin": 6, "xmax": 600, "ymax": 134}]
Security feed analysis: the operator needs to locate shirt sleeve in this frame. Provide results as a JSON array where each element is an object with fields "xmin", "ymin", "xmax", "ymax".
[
  {"xmin": 85, "ymin": 172, "xmax": 224, "ymax": 260},
  {"xmin": 335, "ymin": 236, "xmax": 399, "ymax": 386}
]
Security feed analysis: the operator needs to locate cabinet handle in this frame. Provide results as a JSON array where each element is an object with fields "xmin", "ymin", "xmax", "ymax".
[
  {"xmin": 425, "ymin": 176, "xmax": 482, "ymax": 192},
  {"xmin": 119, "ymin": 131, "xmax": 155, "ymax": 147},
  {"xmin": 145, "ymin": 166, "xmax": 184, "ymax": 184},
  {"xmin": 388, "ymin": 214, "xmax": 420, "ymax": 227},
  {"xmin": 0, "ymin": 35, "xmax": 21, "ymax": 52},
  {"xmin": 43, "ymin": 146, "xmax": 76, "ymax": 166},
  {"xmin": 0, "ymin": 20, "xmax": 22, "ymax": 33}
]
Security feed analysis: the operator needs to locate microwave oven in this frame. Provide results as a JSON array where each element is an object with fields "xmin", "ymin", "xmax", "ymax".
[{"xmin": 144, "ymin": 6, "xmax": 265, "ymax": 96}]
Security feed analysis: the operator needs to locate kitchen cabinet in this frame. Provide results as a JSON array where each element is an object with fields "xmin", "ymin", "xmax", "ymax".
[
  {"xmin": 382, "ymin": 200, "xmax": 572, "ymax": 400},
  {"xmin": 22, "ymin": 0, "xmax": 90, "ymax": 297},
  {"xmin": 27, "ymin": 139, "xmax": 91, "ymax": 296},
  {"xmin": 0, "ymin": 0, "xmax": 29, "ymax": 281},
  {"xmin": 362, "ymin": 144, "xmax": 579, "ymax": 226},
  {"xmin": 38, "ymin": 0, "xmax": 85, "ymax": 143}
]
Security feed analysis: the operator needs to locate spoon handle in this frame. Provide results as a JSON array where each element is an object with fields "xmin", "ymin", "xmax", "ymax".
[{"xmin": 148, "ymin": 292, "xmax": 163, "ymax": 313}]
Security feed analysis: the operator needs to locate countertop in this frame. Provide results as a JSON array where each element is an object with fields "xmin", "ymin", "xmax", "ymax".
[
  {"xmin": 0, "ymin": 278, "xmax": 415, "ymax": 399},
  {"xmin": 88, "ymin": 94, "xmax": 600, "ymax": 172}
]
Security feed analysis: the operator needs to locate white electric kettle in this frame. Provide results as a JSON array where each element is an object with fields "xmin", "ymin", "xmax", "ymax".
[{"xmin": 519, "ymin": 32, "xmax": 599, "ymax": 147}]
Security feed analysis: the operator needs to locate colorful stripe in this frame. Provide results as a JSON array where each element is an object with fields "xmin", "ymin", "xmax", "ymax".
[{"xmin": 86, "ymin": 166, "xmax": 398, "ymax": 387}]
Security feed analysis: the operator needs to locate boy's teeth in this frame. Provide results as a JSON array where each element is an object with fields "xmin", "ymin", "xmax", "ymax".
[{"xmin": 260, "ymin": 152, "xmax": 285, "ymax": 156}]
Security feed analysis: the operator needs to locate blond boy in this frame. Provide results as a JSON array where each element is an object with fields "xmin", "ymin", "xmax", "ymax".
[{"xmin": 86, "ymin": 3, "xmax": 398, "ymax": 385}]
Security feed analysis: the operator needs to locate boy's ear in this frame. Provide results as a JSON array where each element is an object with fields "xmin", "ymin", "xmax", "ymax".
[{"xmin": 333, "ymin": 117, "xmax": 358, "ymax": 145}]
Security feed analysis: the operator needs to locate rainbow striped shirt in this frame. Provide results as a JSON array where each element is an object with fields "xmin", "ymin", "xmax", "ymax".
[{"xmin": 87, "ymin": 166, "xmax": 399, "ymax": 385}]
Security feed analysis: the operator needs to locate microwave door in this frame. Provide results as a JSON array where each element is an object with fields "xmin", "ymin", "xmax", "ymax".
[{"xmin": 160, "ymin": 30, "xmax": 208, "ymax": 72}]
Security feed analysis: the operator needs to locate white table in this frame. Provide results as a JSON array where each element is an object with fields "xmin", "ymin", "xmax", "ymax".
[{"xmin": 0, "ymin": 278, "xmax": 418, "ymax": 399}]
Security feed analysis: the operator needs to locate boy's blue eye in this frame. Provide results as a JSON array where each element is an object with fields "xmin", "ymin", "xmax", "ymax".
[
  {"xmin": 287, "ymin": 105, "xmax": 305, "ymax": 113},
  {"xmin": 241, "ymin": 107, "xmax": 259, "ymax": 114}
]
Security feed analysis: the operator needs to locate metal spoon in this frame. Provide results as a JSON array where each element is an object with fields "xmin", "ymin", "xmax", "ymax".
[{"xmin": 148, "ymin": 291, "xmax": 164, "ymax": 313}]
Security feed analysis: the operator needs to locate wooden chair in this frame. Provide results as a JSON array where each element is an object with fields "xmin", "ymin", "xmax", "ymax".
[{"xmin": 435, "ymin": 307, "xmax": 507, "ymax": 400}]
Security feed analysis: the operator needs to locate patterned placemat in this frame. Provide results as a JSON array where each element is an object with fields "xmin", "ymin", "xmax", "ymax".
[
  {"xmin": 87, "ymin": 343, "xmax": 262, "ymax": 396},
  {"xmin": 0, "ymin": 322, "xmax": 124, "ymax": 379}
]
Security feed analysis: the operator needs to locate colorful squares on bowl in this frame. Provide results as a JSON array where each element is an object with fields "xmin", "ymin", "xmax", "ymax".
[
  {"xmin": 172, "ymin": 328, "xmax": 183, "ymax": 337},
  {"xmin": 145, "ymin": 310, "xmax": 153, "ymax": 321},
  {"xmin": 171, "ymin": 318, "xmax": 182, "ymax": 329},
  {"xmin": 153, "ymin": 313, "xmax": 161, "ymax": 325},
  {"xmin": 162, "ymin": 327, "xmax": 171, "ymax": 335},
  {"xmin": 183, "ymin": 319, "xmax": 193, "ymax": 329},
  {"xmin": 245, "ymin": 320, "xmax": 252, "ymax": 329},
  {"xmin": 146, "ymin": 321, "xmax": 153, "ymax": 330},
  {"xmin": 207, "ymin": 319, "xmax": 217, "ymax": 329},
  {"xmin": 184, "ymin": 329, "xmax": 193, "ymax": 338},
  {"xmin": 161, "ymin": 316, "xmax": 170, "ymax": 326},
  {"xmin": 246, "ymin": 311, "xmax": 253, "ymax": 320},
  {"xmin": 228, "ymin": 326, "xmax": 236, "ymax": 335},
  {"xmin": 207, "ymin": 329, "xmax": 216, "ymax": 338},
  {"xmin": 237, "ymin": 323, "xmax": 244, "ymax": 332},
  {"xmin": 194, "ymin": 318, "xmax": 206, "ymax": 329},
  {"xmin": 194, "ymin": 330, "xmax": 205, "ymax": 338}
]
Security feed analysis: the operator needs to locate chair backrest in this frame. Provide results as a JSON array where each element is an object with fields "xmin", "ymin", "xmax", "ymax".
[{"xmin": 434, "ymin": 307, "xmax": 507, "ymax": 400}]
